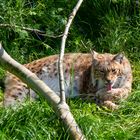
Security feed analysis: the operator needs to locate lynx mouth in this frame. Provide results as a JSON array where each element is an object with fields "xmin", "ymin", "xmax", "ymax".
[{"xmin": 106, "ymin": 83, "xmax": 112, "ymax": 91}]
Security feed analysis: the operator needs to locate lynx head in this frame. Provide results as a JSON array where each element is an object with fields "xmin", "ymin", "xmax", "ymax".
[{"xmin": 92, "ymin": 51, "xmax": 124, "ymax": 90}]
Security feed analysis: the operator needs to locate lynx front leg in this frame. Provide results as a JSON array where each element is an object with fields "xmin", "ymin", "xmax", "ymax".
[
  {"xmin": 101, "ymin": 100, "xmax": 118, "ymax": 110},
  {"xmin": 95, "ymin": 89, "xmax": 117, "ymax": 110},
  {"xmin": 102, "ymin": 87, "xmax": 131, "ymax": 101},
  {"xmin": 96, "ymin": 87, "xmax": 131, "ymax": 101},
  {"xmin": 95, "ymin": 88, "xmax": 130, "ymax": 110}
]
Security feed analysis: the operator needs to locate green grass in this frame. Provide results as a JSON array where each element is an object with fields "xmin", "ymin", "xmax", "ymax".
[
  {"xmin": 0, "ymin": 0, "xmax": 140, "ymax": 139},
  {"xmin": 0, "ymin": 61, "xmax": 139, "ymax": 139},
  {"xmin": 0, "ymin": 62, "xmax": 139, "ymax": 140}
]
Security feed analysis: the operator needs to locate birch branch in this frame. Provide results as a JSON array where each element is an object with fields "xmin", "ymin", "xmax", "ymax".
[
  {"xmin": 59, "ymin": 0, "xmax": 84, "ymax": 103},
  {"xmin": 0, "ymin": 43, "xmax": 86, "ymax": 140},
  {"xmin": 0, "ymin": 23, "xmax": 63, "ymax": 38}
]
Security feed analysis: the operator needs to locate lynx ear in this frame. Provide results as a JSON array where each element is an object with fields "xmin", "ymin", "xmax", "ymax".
[
  {"xmin": 91, "ymin": 50, "xmax": 99, "ymax": 66},
  {"xmin": 90, "ymin": 50, "xmax": 98, "ymax": 59},
  {"xmin": 113, "ymin": 53, "xmax": 124, "ymax": 64}
]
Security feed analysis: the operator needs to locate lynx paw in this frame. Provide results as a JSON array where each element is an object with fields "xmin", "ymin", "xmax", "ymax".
[
  {"xmin": 95, "ymin": 88, "xmax": 107, "ymax": 97},
  {"xmin": 102, "ymin": 100, "xmax": 118, "ymax": 110}
]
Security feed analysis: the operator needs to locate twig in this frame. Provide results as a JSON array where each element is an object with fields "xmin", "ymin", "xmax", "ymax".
[
  {"xmin": 0, "ymin": 23, "xmax": 45, "ymax": 33},
  {"xmin": 58, "ymin": 0, "xmax": 84, "ymax": 103},
  {"xmin": 0, "ymin": 43, "xmax": 86, "ymax": 140},
  {"xmin": 0, "ymin": 23, "xmax": 63, "ymax": 38}
]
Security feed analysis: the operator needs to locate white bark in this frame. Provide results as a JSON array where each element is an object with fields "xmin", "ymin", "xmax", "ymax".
[{"xmin": 59, "ymin": 0, "xmax": 84, "ymax": 103}]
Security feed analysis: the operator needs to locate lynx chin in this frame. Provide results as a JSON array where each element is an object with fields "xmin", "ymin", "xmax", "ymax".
[{"xmin": 4, "ymin": 51, "xmax": 132, "ymax": 110}]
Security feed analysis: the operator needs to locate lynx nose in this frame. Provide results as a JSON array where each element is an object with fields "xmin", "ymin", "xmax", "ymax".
[
  {"xmin": 106, "ymin": 79, "xmax": 111, "ymax": 83},
  {"xmin": 105, "ymin": 79, "xmax": 113, "ymax": 84},
  {"xmin": 105, "ymin": 75, "xmax": 113, "ymax": 84}
]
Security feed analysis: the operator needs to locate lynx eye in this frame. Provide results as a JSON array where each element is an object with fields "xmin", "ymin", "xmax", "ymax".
[
  {"xmin": 112, "ymin": 69, "xmax": 117, "ymax": 74},
  {"xmin": 112, "ymin": 69, "xmax": 116, "ymax": 72},
  {"xmin": 99, "ymin": 70, "xmax": 104, "ymax": 73}
]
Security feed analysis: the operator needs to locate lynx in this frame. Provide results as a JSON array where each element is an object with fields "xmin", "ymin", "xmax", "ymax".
[{"xmin": 4, "ymin": 51, "xmax": 132, "ymax": 110}]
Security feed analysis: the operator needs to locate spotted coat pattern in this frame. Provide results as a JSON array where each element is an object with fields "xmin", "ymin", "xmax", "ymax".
[{"xmin": 4, "ymin": 52, "xmax": 132, "ymax": 110}]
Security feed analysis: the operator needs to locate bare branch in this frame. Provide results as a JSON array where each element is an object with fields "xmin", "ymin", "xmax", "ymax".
[
  {"xmin": 0, "ymin": 1, "xmax": 86, "ymax": 139},
  {"xmin": 0, "ymin": 23, "xmax": 63, "ymax": 38},
  {"xmin": 0, "ymin": 43, "xmax": 86, "ymax": 140},
  {"xmin": 59, "ymin": 0, "xmax": 84, "ymax": 103}
]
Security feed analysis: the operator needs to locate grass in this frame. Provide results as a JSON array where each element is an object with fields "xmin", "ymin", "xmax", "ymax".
[
  {"xmin": 0, "ymin": 62, "xmax": 139, "ymax": 140},
  {"xmin": 0, "ymin": 0, "xmax": 140, "ymax": 140}
]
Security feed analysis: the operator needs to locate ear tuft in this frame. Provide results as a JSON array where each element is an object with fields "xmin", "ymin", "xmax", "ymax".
[
  {"xmin": 90, "ymin": 50, "xmax": 99, "ymax": 66},
  {"xmin": 113, "ymin": 53, "xmax": 124, "ymax": 63},
  {"xmin": 90, "ymin": 50, "xmax": 98, "ymax": 59}
]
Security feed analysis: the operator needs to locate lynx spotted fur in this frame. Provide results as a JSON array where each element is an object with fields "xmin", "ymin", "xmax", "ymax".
[{"xmin": 4, "ymin": 51, "xmax": 132, "ymax": 110}]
